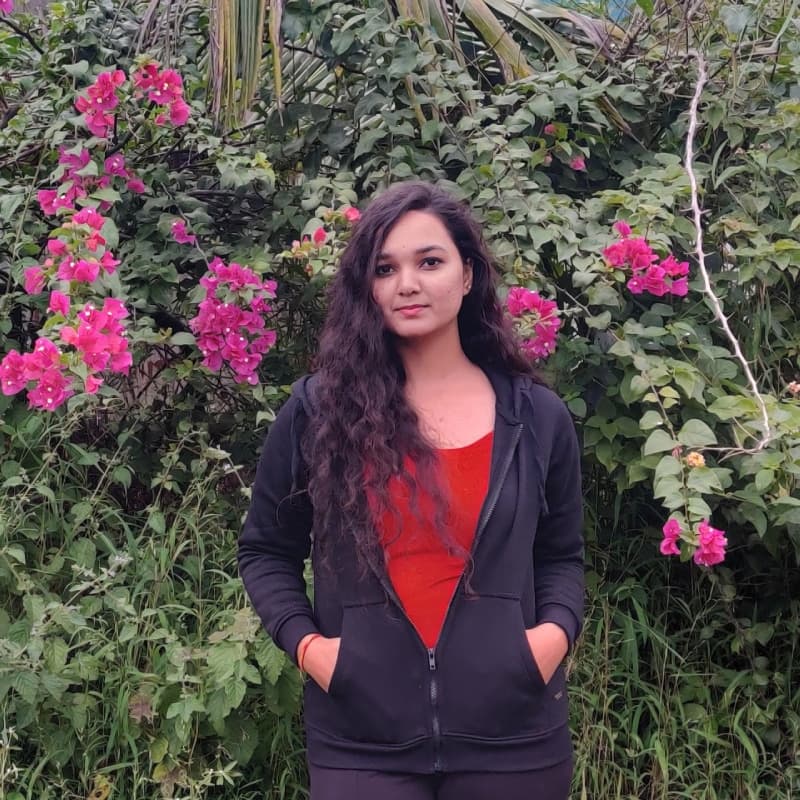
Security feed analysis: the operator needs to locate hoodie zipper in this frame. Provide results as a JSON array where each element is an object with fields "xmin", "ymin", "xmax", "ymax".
[{"xmin": 365, "ymin": 422, "xmax": 524, "ymax": 772}]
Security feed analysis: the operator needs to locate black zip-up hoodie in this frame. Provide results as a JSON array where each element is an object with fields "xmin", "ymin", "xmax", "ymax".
[{"xmin": 238, "ymin": 368, "xmax": 584, "ymax": 773}]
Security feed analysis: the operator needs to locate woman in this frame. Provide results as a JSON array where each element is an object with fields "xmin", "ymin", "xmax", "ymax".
[{"xmin": 238, "ymin": 181, "xmax": 584, "ymax": 800}]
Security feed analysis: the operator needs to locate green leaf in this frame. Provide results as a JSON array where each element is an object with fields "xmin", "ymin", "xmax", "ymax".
[
  {"xmin": 643, "ymin": 429, "xmax": 678, "ymax": 456},
  {"xmin": 677, "ymin": 420, "xmax": 717, "ymax": 447},
  {"xmin": 639, "ymin": 411, "xmax": 663, "ymax": 431},
  {"xmin": 169, "ymin": 332, "xmax": 196, "ymax": 347}
]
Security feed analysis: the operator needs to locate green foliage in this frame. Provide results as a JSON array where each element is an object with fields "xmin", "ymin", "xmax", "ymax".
[{"xmin": 1, "ymin": 0, "xmax": 799, "ymax": 797}]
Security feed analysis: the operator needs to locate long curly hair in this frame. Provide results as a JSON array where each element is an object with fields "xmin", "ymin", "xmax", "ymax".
[{"xmin": 302, "ymin": 181, "xmax": 534, "ymax": 574}]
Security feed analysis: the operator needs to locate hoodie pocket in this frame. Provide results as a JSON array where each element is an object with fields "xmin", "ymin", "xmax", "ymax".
[
  {"xmin": 304, "ymin": 601, "xmax": 429, "ymax": 747},
  {"xmin": 437, "ymin": 594, "xmax": 556, "ymax": 740}
]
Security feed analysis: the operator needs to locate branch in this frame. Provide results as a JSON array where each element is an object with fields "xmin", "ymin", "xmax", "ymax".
[
  {"xmin": 683, "ymin": 50, "xmax": 772, "ymax": 451},
  {"xmin": 0, "ymin": 16, "xmax": 44, "ymax": 55}
]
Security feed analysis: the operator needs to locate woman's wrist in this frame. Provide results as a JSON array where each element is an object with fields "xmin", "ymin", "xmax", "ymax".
[{"xmin": 296, "ymin": 633, "xmax": 322, "ymax": 671}]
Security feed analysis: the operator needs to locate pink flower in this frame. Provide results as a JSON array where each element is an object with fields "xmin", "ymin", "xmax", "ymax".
[
  {"xmin": 148, "ymin": 69, "xmax": 183, "ymax": 105},
  {"xmin": 642, "ymin": 265, "xmax": 669, "ymax": 297},
  {"xmin": 312, "ymin": 227, "xmax": 327, "ymax": 245},
  {"xmin": 133, "ymin": 63, "xmax": 160, "ymax": 92},
  {"xmin": 47, "ymin": 238, "xmax": 68, "ymax": 256},
  {"xmin": 693, "ymin": 520, "xmax": 727, "ymax": 567},
  {"xmin": 73, "ymin": 208, "xmax": 106, "ymax": 229},
  {"xmin": 57, "ymin": 257, "xmax": 100, "ymax": 283},
  {"xmin": 48, "ymin": 291, "xmax": 70, "ymax": 316},
  {"xmin": 104, "ymin": 154, "xmax": 128, "ymax": 177},
  {"xmin": 0, "ymin": 351, "xmax": 27, "ymax": 395},
  {"xmin": 84, "ymin": 374, "xmax": 103, "ymax": 394},
  {"xmin": 543, "ymin": 123, "xmax": 557, "ymax": 136},
  {"xmin": 626, "ymin": 275, "xmax": 644, "ymax": 294},
  {"xmin": 100, "ymin": 251, "xmax": 120, "ymax": 274},
  {"xmin": 23, "ymin": 266, "xmax": 46, "ymax": 294},
  {"xmin": 0, "ymin": 1, "xmax": 14, "ymax": 14},
  {"xmin": 569, "ymin": 156, "xmax": 586, "ymax": 172},
  {"xmin": 613, "ymin": 220, "xmax": 631, "ymax": 238},
  {"xmin": 27, "ymin": 368, "xmax": 73, "ymax": 411},
  {"xmin": 660, "ymin": 518, "xmax": 682, "ymax": 556},
  {"xmin": 343, "ymin": 206, "xmax": 361, "ymax": 223},
  {"xmin": 171, "ymin": 220, "xmax": 197, "ymax": 245},
  {"xmin": 169, "ymin": 99, "xmax": 190, "ymax": 126},
  {"xmin": 38, "ymin": 189, "xmax": 75, "ymax": 216},
  {"xmin": 25, "ymin": 338, "xmax": 62, "ymax": 379},
  {"xmin": 660, "ymin": 254, "xmax": 690, "ymax": 278},
  {"xmin": 505, "ymin": 287, "xmax": 561, "ymax": 360},
  {"xmin": 671, "ymin": 277, "xmax": 689, "ymax": 297},
  {"xmin": 126, "ymin": 177, "xmax": 146, "ymax": 194}
]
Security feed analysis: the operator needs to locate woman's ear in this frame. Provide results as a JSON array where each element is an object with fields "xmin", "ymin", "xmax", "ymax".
[{"xmin": 464, "ymin": 258, "xmax": 473, "ymax": 294}]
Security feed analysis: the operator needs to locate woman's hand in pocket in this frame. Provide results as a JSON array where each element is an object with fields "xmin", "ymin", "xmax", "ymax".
[
  {"xmin": 298, "ymin": 635, "xmax": 341, "ymax": 692},
  {"xmin": 525, "ymin": 623, "xmax": 568, "ymax": 684}
]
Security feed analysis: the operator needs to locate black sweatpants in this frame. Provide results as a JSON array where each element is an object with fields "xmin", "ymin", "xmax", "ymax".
[{"xmin": 309, "ymin": 759, "xmax": 573, "ymax": 800}]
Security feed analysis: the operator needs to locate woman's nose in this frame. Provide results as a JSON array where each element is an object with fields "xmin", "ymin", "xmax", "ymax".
[{"xmin": 396, "ymin": 266, "xmax": 420, "ymax": 294}]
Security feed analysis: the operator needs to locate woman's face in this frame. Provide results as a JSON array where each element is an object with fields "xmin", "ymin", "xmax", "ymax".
[{"xmin": 371, "ymin": 210, "xmax": 472, "ymax": 343}]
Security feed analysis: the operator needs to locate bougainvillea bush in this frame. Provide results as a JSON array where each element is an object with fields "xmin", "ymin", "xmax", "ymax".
[{"xmin": 1, "ymin": 0, "xmax": 799, "ymax": 798}]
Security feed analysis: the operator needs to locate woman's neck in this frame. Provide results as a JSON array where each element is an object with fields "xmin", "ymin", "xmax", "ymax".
[{"xmin": 396, "ymin": 325, "xmax": 474, "ymax": 391}]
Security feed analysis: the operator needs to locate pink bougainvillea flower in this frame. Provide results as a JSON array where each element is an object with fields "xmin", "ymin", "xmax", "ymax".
[
  {"xmin": 660, "ymin": 518, "xmax": 682, "ymax": 556},
  {"xmin": 84, "ymin": 374, "xmax": 104, "ymax": 394},
  {"xmin": 569, "ymin": 156, "xmax": 586, "ymax": 172},
  {"xmin": 148, "ymin": 69, "xmax": 184, "ymax": 105},
  {"xmin": 72, "ymin": 208, "xmax": 106, "ymax": 229},
  {"xmin": 99, "ymin": 251, "xmax": 121, "ymax": 274},
  {"xmin": 171, "ymin": 219, "xmax": 197, "ymax": 245},
  {"xmin": 104, "ymin": 153, "xmax": 128, "ymax": 177},
  {"xmin": 169, "ymin": 99, "xmax": 190, "ymax": 126},
  {"xmin": 543, "ymin": 123, "xmax": 557, "ymax": 136},
  {"xmin": 670, "ymin": 277, "xmax": 689, "ymax": 297},
  {"xmin": 125, "ymin": 177, "xmax": 146, "ymax": 194},
  {"xmin": 27, "ymin": 367, "xmax": 73, "ymax": 411},
  {"xmin": 48, "ymin": 291, "xmax": 71, "ymax": 316},
  {"xmin": 343, "ymin": 206, "xmax": 361, "ymax": 223},
  {"xmin": 46, "ymin": 238, "xmax": 69, "ymax": 256},
  {"xmin": 0, "ymin": 0, "xmax": 14, "ymax": 14},
  {"xmin": 505, "ymin": 287, "xmax": 561, "ymax": 360},
  {"xmin": 58, "ymin": 146, "xmax": 92, "ymax": 176},
  {"xmin": 693, "ymin": 520, "xmax": 727, "ymax": 567},
  {"xmin": 133, "ymin": 63, "xmax": 160, "ymax": 92},
  {"xmin": 25, "ymin": 337, "xmax": 62, "ymax": 379},
  {"xmin": 613, "ymin": 220, "xmax": 631, "ymax": 238},
  {"xmin": 38, "ymin": 189, "xmax": 76, "ymax": 216},
  {"xmin": 642, "ymin": 265, "xmax": 669, "ymax": 297},
  {"xmin": 0, "ymin": 350, "xmax": 27, "ymax": 395},
  {"xmin": 312, "ymin": 227, "xmax": 327, "ymax": 245},
  {"xmin": 23, "ymin": 266, "xmax": 46, "ymax": 295}
]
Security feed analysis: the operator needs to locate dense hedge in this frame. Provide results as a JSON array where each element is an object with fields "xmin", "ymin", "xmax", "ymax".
[{"xmin": 1, "ymin": 0, "xmax": 798, "ymax": 797}]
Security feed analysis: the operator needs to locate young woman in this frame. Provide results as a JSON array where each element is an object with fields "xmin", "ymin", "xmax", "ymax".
[{"xmin": 238, "ymin": 182, "xmax": 584, "ymax": 800}]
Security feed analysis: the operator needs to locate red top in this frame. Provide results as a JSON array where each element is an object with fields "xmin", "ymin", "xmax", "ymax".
[{"xmin": 377, "ymin": 432, "xmax": 493, "ymax": 648}]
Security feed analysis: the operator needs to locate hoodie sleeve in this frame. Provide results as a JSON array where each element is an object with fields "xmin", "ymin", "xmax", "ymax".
[
  {"xmin": 237, "ymin": 393, "xmax": 318, "ymax": 665},
  {"xmin": 532, "ymin": 391, "xmax": 585, "ymax": 649}
]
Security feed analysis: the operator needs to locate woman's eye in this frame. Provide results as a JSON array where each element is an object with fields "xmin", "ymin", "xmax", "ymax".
[
  {"xmin": 421, "ymin": 258, "xmax": 441, "ymax": 268},
  {"xmin": 375, "ymin": 264, "xmax": 393, "ymax": 276}
]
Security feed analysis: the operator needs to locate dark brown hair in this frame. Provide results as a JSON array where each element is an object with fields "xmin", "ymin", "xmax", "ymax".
[{"xmin": 302, "ymin": 181, "xmax": 533, "ymax": 572}]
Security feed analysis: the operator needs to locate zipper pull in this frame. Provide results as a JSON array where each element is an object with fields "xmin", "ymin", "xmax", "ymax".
[{"xmin": 428, "ymin": 648, "xmax": 437, "ymax": 671}]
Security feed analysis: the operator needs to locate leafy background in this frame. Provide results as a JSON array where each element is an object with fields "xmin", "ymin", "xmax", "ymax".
[{"xmin": 1, "ymin": 0, "xmax": 799, "ymax": 797}]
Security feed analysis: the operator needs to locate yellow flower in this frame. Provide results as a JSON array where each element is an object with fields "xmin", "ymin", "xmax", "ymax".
[{"xmin": 685, "ymin": 451, "xmax": 705, "ymax": 468}]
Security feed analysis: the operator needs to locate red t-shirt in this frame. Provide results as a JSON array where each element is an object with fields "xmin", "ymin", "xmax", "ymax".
[{"xmin": 377, "ymin": 432, "xmax": 493, "ymax": 648}]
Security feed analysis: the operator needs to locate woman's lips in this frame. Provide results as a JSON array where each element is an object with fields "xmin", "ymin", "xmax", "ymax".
[{"xmin": 396, "ymin": 305, "xmax": 426, "ymax": 317}]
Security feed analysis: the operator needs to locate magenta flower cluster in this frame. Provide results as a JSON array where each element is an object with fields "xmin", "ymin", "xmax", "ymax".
[
  {"xmin": 603, "ymin": 221, "xmax": 689, "ymax": 297},
  {"xmin": 189, "ymin": 258, "xmax": 278, "ymax": 385},
  {"xmin": 2, "ymin": 63, "xmax": 194, "ymax": 411},
  {"xmin": 506, "ymin": 287, "xmax": 562, "ymax": 359},
  {"xmin": 660, "ymin": 518, "xmax": 727, "ymax": 566},
  {"xmin": 0, "ymin": 1, "xmax": 13, "ymax": 14},
  {"xmin": 132, "ymin": 64, "xmax": 190, "ymax": 127},
  {"xmin": 1, "ymin": 203, "xmax": 131, "ymax": 409}
]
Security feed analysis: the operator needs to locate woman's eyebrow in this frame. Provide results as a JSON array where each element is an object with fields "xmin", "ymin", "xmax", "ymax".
[{"xmin": 377, "ymin": 244, "xmax": 447, "ymax": 261}]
